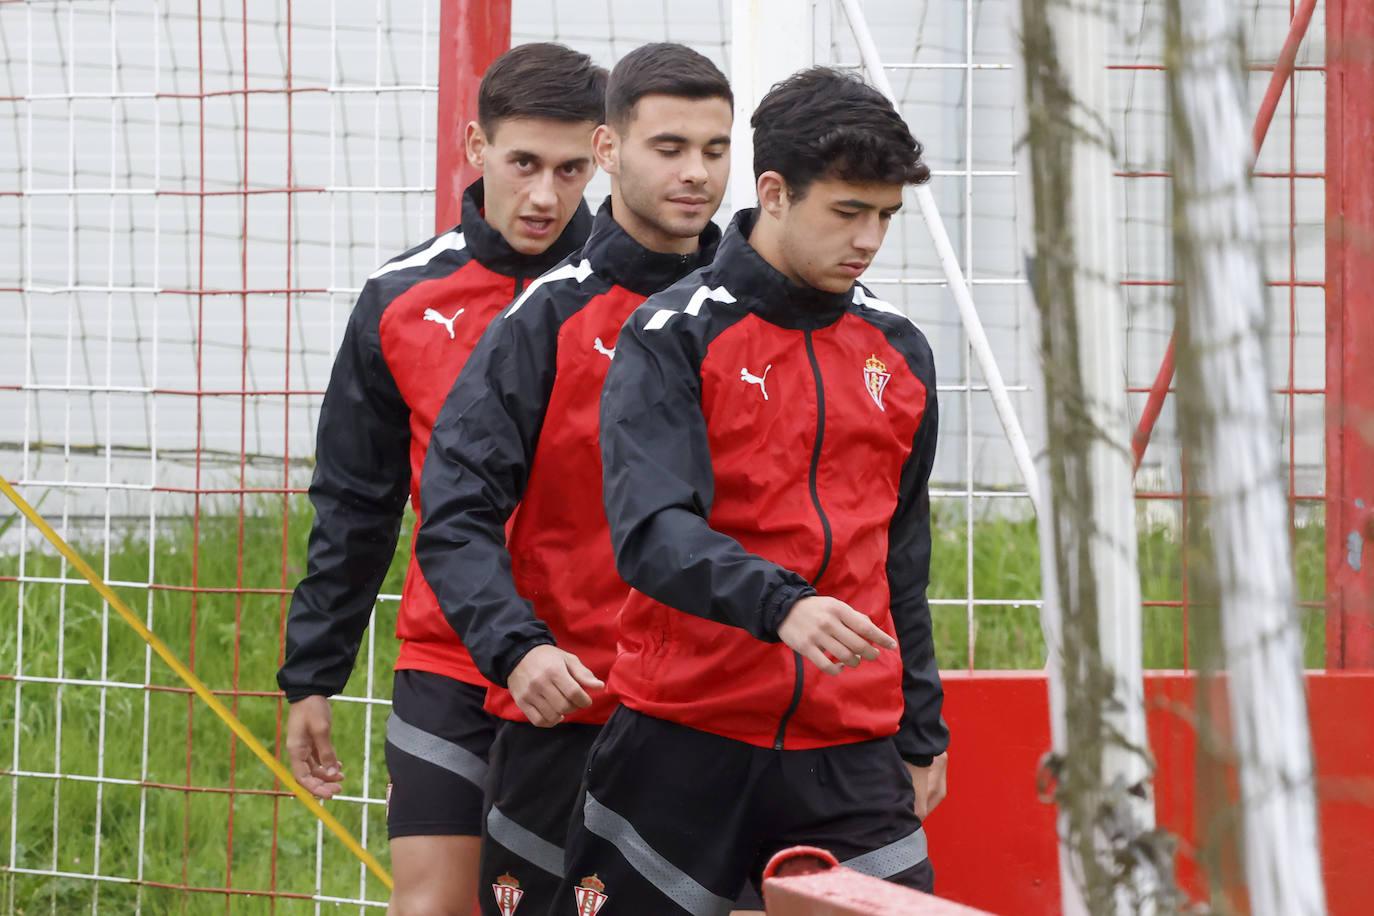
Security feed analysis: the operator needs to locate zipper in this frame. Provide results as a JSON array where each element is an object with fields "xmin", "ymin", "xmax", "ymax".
[
  {"xmin": 774, "ymin": 656, "xmax": 804, "ymax": 751},
  {"xmin": 774, "ymin": 330, "xmax": 834, "ymax": 750},
  {"xmin": 513, "ymin": 275, "xmax": 527, "ymax": 297}
]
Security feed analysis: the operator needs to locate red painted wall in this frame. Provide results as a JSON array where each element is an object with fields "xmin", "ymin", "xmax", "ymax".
[{"xmin": 929, "ymin": 672, "xmax": 1374, "ymax": 914}]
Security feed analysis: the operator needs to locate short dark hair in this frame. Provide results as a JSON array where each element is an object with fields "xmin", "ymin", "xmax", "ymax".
[
  {"xmin": 478, "ymin": 42, "xmax": 607, "ymax": 135},
  {"xmin": 605, "ymin": 42, "xmax": 732, "ymax": 129},
  {"xmin": 751, "ymin": 67, "xmax": 930, "ymax": 197}
]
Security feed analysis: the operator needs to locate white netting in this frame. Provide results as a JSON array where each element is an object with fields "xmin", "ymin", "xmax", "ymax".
[
  {"xmin": 822, "ymin": 0, "xmax": 1325, "ymax": 669},
  {"xmin": 2, "ymin": 2, "xmax": 441, "ymax": 910}
]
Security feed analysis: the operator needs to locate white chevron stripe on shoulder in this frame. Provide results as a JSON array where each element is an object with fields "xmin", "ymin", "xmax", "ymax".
[
  {"xmin": 644, "ymin": 284, "xmax": 735, "ymax": 331},
  {"xmin": 504, "ymin": 259, "xmax": 595, "ymax": 317},
  {"xmin": 368, "ymin": 231, "xmax": 466, "ymax": 280},
  {"xmin": 643, "ymin": 308, "xmax": 676, "ymax": 331},
  {"xmin": 853, "ymin": 285, "xmax": 914, "ymax": 324}
]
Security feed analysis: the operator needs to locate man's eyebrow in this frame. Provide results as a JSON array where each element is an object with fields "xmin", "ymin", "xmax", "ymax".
[
  {"xmin": 645, "ymin": 133, "xmax": 732, "ymax": 147},
  {"xmin": 555, "ymin": 155, "xmax": 593, "ymax": 169},
  {"xmin": 505, "ymin": 148, "xmax": 542, "ymax": 162},
  {"xmin": 835, "ymin": 198, "xmax": 904, "ymax": 213}
]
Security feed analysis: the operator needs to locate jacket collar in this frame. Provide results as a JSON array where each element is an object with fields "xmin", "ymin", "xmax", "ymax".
[
  {"xmin": 582, "ymin": 198, "xmax": 723, "ymax": 297},
  {"xmin": 459, "ymin": 179, "xmax": 593, "ymax": 279},
  {"xmin": 710, "ymin": 209, "xmax": 853, "ymax": 331}
]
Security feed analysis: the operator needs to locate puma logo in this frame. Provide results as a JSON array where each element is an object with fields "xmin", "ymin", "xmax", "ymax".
[
  {"xmin": 593, "ymin": 337, "xmax": 616, "ymax": 360},
  {"xmin": 740, "ymin": 365, "xmax": 771, "ymax": 400},
  {"xmin": 423, "ymin": 307, "xmax": 465, "ymax": 339}
]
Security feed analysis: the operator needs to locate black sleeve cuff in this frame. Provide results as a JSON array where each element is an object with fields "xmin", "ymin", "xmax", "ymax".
[
  {"xmin": 282, "ymin": 688, "xmax": 333, "ymax": 704},
  {"xmin": 893, "ymin": 725, "xmax": 948, "ymax": 767},
  {"xmin": 759, "ymin": 581, "xmax": 818, "ymax": 640}
]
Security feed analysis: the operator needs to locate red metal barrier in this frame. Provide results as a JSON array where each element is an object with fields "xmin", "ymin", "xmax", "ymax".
[
  {"xmin": 933, "ymin": 672, "xmax": 1374, "ymax": 915},
  {"xmin": 763, "ymin": 847, "xmax": 1000, "ymax": 916}
]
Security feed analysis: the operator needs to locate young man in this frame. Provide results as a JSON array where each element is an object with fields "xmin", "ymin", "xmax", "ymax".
[
  {"xmin": 557, "ymin": 67, "xmax": 950, "ymax": 914},
  {"xmin": 276, "ymin": 43, "xmax": 606, "ymax": 916},
  {"xmin": 412, "ymin": 43, "xmax": 732, "ymax": 916}
]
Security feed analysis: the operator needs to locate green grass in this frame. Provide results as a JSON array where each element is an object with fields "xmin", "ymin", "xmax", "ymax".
[
  {"xmin": 0, "ymin": 499, "xmax": 404, "ymax": 913},
  {"xmin": 0, "ymin": 496, "xmax": 1328, "ymax": 912},
  {"xmin": 928, "ymin": 505, "xmax": 1327, "ymax": 670}
]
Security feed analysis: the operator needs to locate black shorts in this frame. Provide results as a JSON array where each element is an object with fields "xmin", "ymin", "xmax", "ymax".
[
  {"xmin": 480, "ymin": 720, "xmax": 601, "ymax": 916},
  {"xmin": 384, "ymin": 669, "xmax": 499, "ymax": 838},
  {"xmin": 554, "ymin": 707, "xmax": 933, "ymax": 915}
]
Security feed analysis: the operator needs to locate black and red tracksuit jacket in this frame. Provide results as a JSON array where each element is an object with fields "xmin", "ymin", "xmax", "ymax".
[
  {"xmin": 414, "ymin": 202, "xmax": 720, "ymax": 725},
  {"xmin": 599, "ymin": 209, "xmax": 948, "ymax": 764},
  {"xmin": 276, "ymin": 180, "xmax": 593, "ymax": 701}
]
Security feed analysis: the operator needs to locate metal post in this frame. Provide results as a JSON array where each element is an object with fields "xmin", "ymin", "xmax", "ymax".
[
  {"xmin": 1325, "ymin": 0, "xmax": 1374, "ymax": 668},
  {"xmin": 729, "ymin": 0, "xmax": 815, "ymax": 214},
  {"xmin": 435, "ymin": 0, "xmax": 511, "ymax": 233}
]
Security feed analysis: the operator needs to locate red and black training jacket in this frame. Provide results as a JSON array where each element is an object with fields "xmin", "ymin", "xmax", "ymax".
[
  {"xmin": 414, "ymin": 202, "xmax": 720, "ymax": 724},
  {"xmin": 276, "ymin": 181, "xmax": 592, "ymax": 701},
  {"xmin": 599, "ymin": 209, "xmax": 948, "ymax": 764}
]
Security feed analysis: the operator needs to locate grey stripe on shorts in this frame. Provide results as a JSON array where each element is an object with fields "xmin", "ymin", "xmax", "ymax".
[
  {"xmin": 385, "ymin": 711, "xmax": 488, "ymax": 788},
  {"xmin": 583, "ymin": 792, "xmax": 734, "ymax": 916},
  {"xmin": 486, "ymin": 805, "xmax": 564, "ymax": 876},
  {"xmin": 841, "ymin": 826, "xmax": 929, "ymax": 879}
]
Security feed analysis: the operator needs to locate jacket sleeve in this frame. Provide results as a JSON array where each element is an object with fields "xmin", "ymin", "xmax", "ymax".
[
  {"xmin": 413, "ymin": 300, "xmax": 558, "ymax": 686},
  {"xmin": 600, "ymin": 307, "xmax": 816, "ymax": 640},
  {"xmin": 887, "ymin": 376, "xmax": 949, "ymax": 765},
  {"xmin": 277, "ymin": 282, "xmax": 411, "ymax": 702}
]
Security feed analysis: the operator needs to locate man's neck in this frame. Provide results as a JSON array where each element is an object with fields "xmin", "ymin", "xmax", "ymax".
[
  {"xmin": 746, "ymin": 213, "xmax": 803, "ymax": 286},
  {"xmin": 608, "ymin": 186, "xmax": 700, "ymax": 256}
]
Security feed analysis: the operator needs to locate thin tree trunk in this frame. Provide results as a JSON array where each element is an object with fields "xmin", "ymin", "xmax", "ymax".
[
  {"xmin": 1021, "ymin": 1, "xmax": 1174, "ymax": 912},
  {"xmin": 1167, "ymin": 1, "xmax": 1326, "ymax": 913}
]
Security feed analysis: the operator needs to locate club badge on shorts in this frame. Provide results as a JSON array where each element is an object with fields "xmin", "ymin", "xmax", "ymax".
[
  {"xmin": 864, "ymin": 354, "xmax": 891, "ymax": 411},
  {"xmin": 492, "ymin": 874, "xmax": 524, "ymax": 916},
  {"xmin": 573, "ymin": 874, "xmax": 609, "ymax": 915}
]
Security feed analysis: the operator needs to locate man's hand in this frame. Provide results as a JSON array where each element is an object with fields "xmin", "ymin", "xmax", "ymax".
[
  {"xmin": 508, "ymin": 645, "xmax": 605, "ymax": 727},
  {"xmin": 776, "ymin": 596, "xmax": 898, "ymax": 675},
  {"xmin": 285, "ymin": 695, "xmax": 345, "ymax": 799},
  {"xmin": 905, "ymin": 751, "xmax": 949, "ymax": 819}
]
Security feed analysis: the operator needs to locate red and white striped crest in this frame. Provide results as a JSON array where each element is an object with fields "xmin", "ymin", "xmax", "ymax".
[
  {"xmin": 864, "ymin": 354, "xmax": 891, "ymax": 411},
  {"xmin": 573, "ymin": 875, "xmax": 609, "ymax": 915},
  {"xmin": 492, "ymin": 875, "xmax": 524, "ymax": 916}
]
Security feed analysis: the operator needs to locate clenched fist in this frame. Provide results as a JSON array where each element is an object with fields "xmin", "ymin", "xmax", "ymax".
[{"xmin": 508, "ymin": 644, "xmax": 605, "ymax": 727}]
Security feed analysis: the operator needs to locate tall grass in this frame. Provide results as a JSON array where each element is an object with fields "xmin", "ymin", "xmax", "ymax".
[{"xmin": 0, "ymin": 497, "xmax": 1327, "ymax": 912}]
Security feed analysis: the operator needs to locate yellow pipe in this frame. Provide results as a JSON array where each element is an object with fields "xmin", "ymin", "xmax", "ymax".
[{"xmin": 0, "ymin": 475, "xmax": 394, "ymax": 892}]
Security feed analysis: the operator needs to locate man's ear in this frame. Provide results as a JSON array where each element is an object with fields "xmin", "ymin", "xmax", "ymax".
[
  {"xmin": 756, "ymin": 171, "xmax": 790, "ymax": 219},
  {"xmin": 592, "ymin": 123, "xmax": 619, "ymax": 176},
  {"xmin": 464, "ymin": 121, "xmax": 487, "ymax": 170}
]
